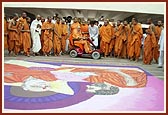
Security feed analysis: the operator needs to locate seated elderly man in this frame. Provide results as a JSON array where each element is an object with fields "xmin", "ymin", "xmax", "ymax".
[{"xmin": 72, "ymin": 26, "xmax": 92, "ymax": 53}]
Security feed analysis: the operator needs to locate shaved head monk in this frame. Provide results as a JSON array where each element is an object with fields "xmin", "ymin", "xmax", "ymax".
[
  {"xmin": 8, "ymin": 13, "xmax": 20, "ymax": 56},
  {"xmin": 129, "ymin": 18, "xmax": 143, "ymax": 62},
  {"xmin": 18, "ymin": 12, "xmax": 28, "ymax": 54},
  {"xmin": 53, "ymin": 17, "xmax": 62, "ymax": 56},
  {"xmin": 114, "ymin": 20, "xmax": 122, "ymax": 57},
  {"xmin": 20, "ymin": 16, "xmax": 31, "ymax": 57},
  {"xmin": 81, "ymin": 20, "xmax": 89, "ymax": 38},
  {"xmin": 120, "ymin": 20, "xmax": 130, "ymax": 59},
  {"xmin": 72, "ymin": 26, "xmax": 92, "ymax": 53},
  {"xmin": 69, "ymin": 17, "xmax": 80, "ymax": 49},
  {"xmin": 41, "ymin": 16, "xmax": 54, "ymax": 56},
  {"xmin": 100, "ymin": 20, "xmax": 112, "ymax": 57},
  {"xmin": 143, "ymin": 18, "xmax": 157, "ymax": 64}
]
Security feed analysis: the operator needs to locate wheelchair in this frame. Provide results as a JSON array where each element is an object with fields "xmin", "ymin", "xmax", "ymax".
[{"xmin": 69, "ymin": 36, "xmax": 102, "ymax": 60}]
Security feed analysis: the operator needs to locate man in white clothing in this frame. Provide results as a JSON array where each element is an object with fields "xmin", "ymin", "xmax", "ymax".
[
  {"xmin": 30, "ymin": 15, "xmax": 42, "ymax": 56},
  {"xmin": 158, "ymin": 27, "xmax": 164, "ymax": 68},
  {"xmin": 89, "ymin": 21, "xmax": 99, "ymax": 48}
]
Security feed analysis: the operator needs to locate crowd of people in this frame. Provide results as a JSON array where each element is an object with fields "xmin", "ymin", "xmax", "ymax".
[{"xmin": 4, "ymin": 12, "xmax": 164, "ymax": 68}]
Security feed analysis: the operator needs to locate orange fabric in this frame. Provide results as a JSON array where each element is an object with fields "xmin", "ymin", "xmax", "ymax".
[
  {"xmin": 61, "ymin": 24, "xmax": 68, "ymax": 53},
  {"xmin": 40, "ymin": 22, "xmax": 45, "ymax": 49},
  {"xmin": 18, "ymin": 17, "xmax": 27, "ymax": 50},
  {"xmin": 117, "ymin": 26, "xmax": 127, "ymax": 57},
  {"xmin": 4, "ymin": 64, "xmax": 57, "ymax": 83},
  {"xmin": 114, "ymin": 25, "xmax": 122, "ymax": 56},
  {"xmin": 22, "ymin": 21, "xmax": 31, "ymax": 55},
  {"xmin": 127, "ymin": 26, "xmax": 133, "ymax": 58},
  {"xmin": 4, "ymin": 19, "xmax": 8, "ymax": 49},
  {"xmin": 80, "ymin": 24, "xmax": 89, "ymax": 37},
  {"xmin": 69, "ymin": 22, "xmax": 80, "ymax": 46},
  {"xmin": 41, "ymin": 21, "xmax": 54, "ymax": 54},
  {"xmin": 53, "ymin": 23, "xmax": 62, "ymax": 55},
  {"xmin": 153, "ymin": 26, "xmax": 162, "ymax": 62},
  {"xmin": 109, "ymin": 25, "xmax": 115, "ymax": 53},
  {"xmin": 70, "ymin": 68, "xmax": 147, "ymax": 88},
  {"xmin": 129, "ymin": 23, "xmax": 143, "ymax": 59},
  {"xmin": 155, "ymin": 26, "xmax": 162, "ymax": 39},
  {"xmin": 100, "ymin": 24, "xmax": 112, "ymax": 56},
  {"xmin": 69, "ymin": 22, "xmax": 84, "ymax": 51},
  {"xmin": 8, "ymin": 20, "xmax": 20, "ymax": 54},
  {"xmin": 143, "ymin": 31, "xmax": 157, "ymax": 64},
  {"xmin": 121, "ymin": 25, "xmax": 130, "ymax": 58}
]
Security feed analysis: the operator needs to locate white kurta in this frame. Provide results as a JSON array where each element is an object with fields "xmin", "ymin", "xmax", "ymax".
[
  {"xmin": 158, "ymin": 29, "xmax": 164, "ymax": 67},
  {"xmin": 158, "ymin": 29, "xmax": 164, "ymax": 51},
  {"xmin": 30, "ymin": 19, "xmax": 42, "ymax": 53},
  {"xmin": 89, "ymin": 25, "xmax": 99, "ymax": 47}
]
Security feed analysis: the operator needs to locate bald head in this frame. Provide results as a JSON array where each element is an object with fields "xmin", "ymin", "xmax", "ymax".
[
  {"xmin": 157, "ymin": 20, "xmax": 162, "ymax": 26},
  {"xmin": 124, "ymin": 20, "xmax": 128, "ymax": 26},
  {"xmin": 132, "ymin": 18, "xmax": 138, "ymax": 25},
  {"xmin": 13, "ymin": 13, "xmax": 19, "ymax": 20},
  {"xmin": 104, "ymin": 20, "xmax": 108, "ymax": 26},
  {"xmin": 106, "ymin": 19, "xmax": 110, "ymax": 24},
  {"xmin": 61, "ymin": 19, "xmax": 65, "ymax": 24},
  {"xmin": 41, "ymin": 16, "xmax": 45, "ymax": 22},
  {"xmin": 22, "ymin": 12, "xmax": 27, "ymax": 18},
  {"xmin": 117, "ymin": 20, "xmax": 121, "ymax": 26},
  {"xmin": 26, "ymin": 17, "xmax": 31, "ymax": 23},
  {"xmin": 47, "ymin": 16, "xmax": 52, "ymax": 22},
  {"xmin": 36, "ymin": 14, "xmax": 41, "ymax": 21},
  {"xmin": 74, "ymin": 17, "xmax": 78, "ymax": 23}
]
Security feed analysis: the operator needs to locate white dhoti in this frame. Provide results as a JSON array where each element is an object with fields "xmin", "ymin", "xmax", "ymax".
[
  {"xmin": 158, "ymin": 29, "xmax": 164, "ymax": 67},
  {"xmin": 30, "ymin": 19, "xmax": 42, "ymax": 53},
  {"xmin": 65, "ymin": 39, "xmax": 69, "ymax": 52},
  {"xmin": 32, "ymin": 32, "xmax": 41, "ymax": 53},
  {"xmin": 158, "ymin": 51, "xmax": 164, "ymax": 67},
  {"xmin": 92, "ymin": 36, "xmax": 98, "ymax": 47},
  {"xmin": 89, "ymin": 25, "xmax": 99, "ymax": 47}
]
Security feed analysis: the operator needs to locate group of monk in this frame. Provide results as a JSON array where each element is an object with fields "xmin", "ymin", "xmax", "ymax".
[
  {"xmin": 99, "ymin": 18, "xmax": 163, "ymax": 65},
  {"xmin": 4, "ymin": 12, "xmax": 164, "ymax": 65},
  {"xmin": 4, "ymin": 13, "xmax": 32, "ymax": 57}
]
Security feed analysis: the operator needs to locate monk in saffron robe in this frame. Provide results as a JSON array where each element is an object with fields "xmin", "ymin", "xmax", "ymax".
[
  {"xmin": 143, "ymin": 29, "xmax": 157, "ymax": 64},
  {"xmin": 114, "ymin": 20, "xmax": 122, "ymax": 57},
  {"xmin": 39, "ymin": 16, "xmax": 45, "ymax": 55},
  {"xmin": 129, "ymin": 18, "xmax": 143, "ymax": 62},
  {"xmin": 147, "ymin": 18, "xmax": 158, "ymax": 63},
  {"xmin": 53, "ymin": 17, "xmax": 62, "ymax": 56},
  {"xmin": 154, "ymin": 21, "xmax": 162, "ymax": 63},
  {"xmin": 99, "ymin": 25, "xmax": 103, "ymax": 51},
  {"xmin": 4, "ymin": 14, "xmax": 8, "ymax": 49},
  {"xmin": 8, "ymin": 13, "xmax": 20, "ymax": 56},
  {"xmin": 117, "ymin": 22, "xmax": 127, "ymax": 58},
  {"xmin": 20, "ymin": 17, "xmax": 31, "ymax": 57},
  {"xmin": 72, "ymin": 26, "xmax": 91, "ymax": 53},
  {"xmin": 100, "ymin": 20, "xmax": 112, "ymax": 57},
  {"xmin": 69, "ymin": 17, "xmax": 80, "ymax": 49},
  {"xmin": 18, "ymin": 12, "xmax": 27, "ymax": 52},
  {"xmin": 61, "ymin": 19, "xmax": 68, "ymax": 54},
  {"xmin": 109, "ymin": 22, "xmax": 116, "ymax": 57},
  {"xmin": 80, "ymin": 21, "xmax": 89, "ymax": 37},
  {"xmin": 127, "ymin": 23, "xmax": 133, "ymax": 59},
  {"xmin": 120, "ymin": 21, "xmax": 130, "ymax": 58},
  {"xmin": 41, "ymin": 16, "xmax": 54, "ymax": 56}
]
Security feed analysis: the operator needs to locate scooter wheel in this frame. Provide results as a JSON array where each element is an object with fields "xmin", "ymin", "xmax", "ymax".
[
  {"xmin": 69, "ymin": 50, "xmax": 78, "ymax": 58},
  {"xmin": 91, "ymin": 51, "xmax": 101, "ymax": 60}
]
